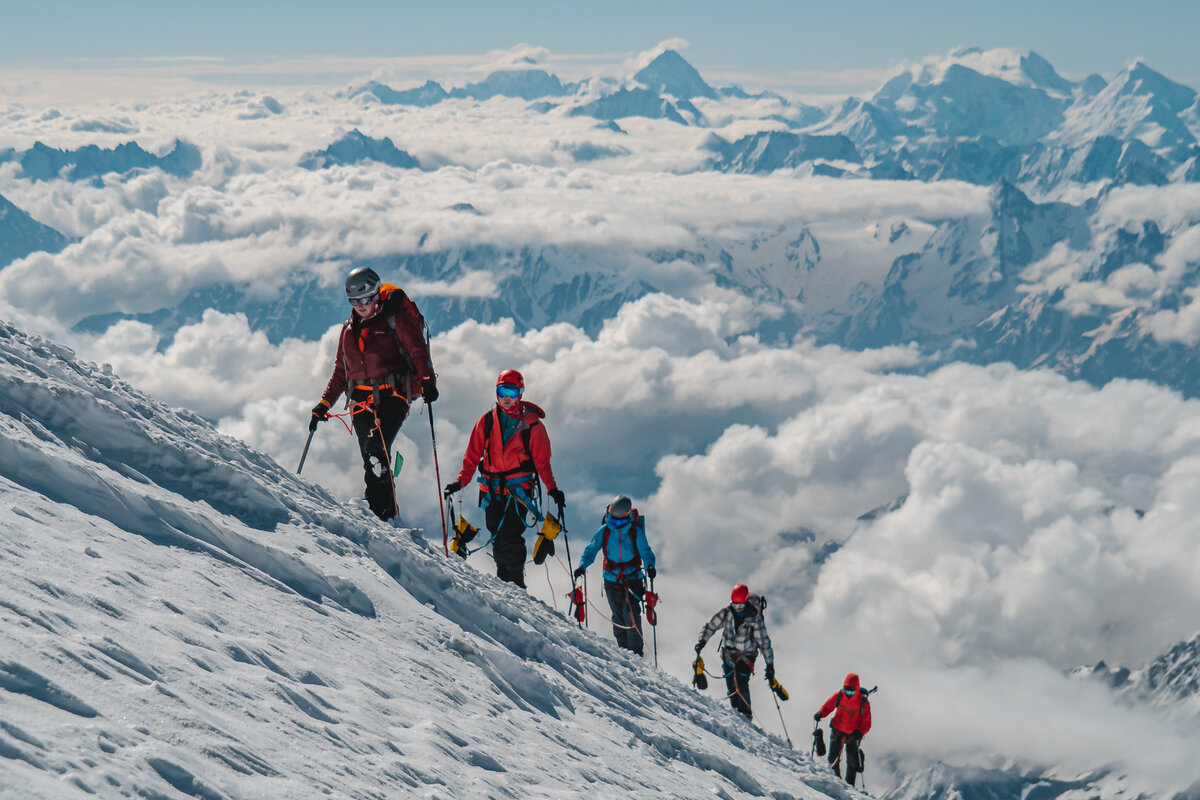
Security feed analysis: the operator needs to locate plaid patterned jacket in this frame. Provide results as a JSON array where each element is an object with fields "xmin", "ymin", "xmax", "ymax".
[{"xmin": 697, "ymin": 596, "xmax": 773, "ymax": 665}]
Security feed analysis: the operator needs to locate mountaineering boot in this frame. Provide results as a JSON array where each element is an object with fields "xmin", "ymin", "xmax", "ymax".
[
  {"xmin": 496, "ymin": 562, "xmax": 526, "ymax": 588},
  {"xmin": 365, "ymin": 483, "xmax": 397, "ymax": 520}
]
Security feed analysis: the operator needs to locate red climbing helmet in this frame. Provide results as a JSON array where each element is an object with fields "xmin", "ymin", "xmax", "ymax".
[
  {"xmin": 496, "ymin": 369, "xmax": 525, "ymax": 389},
  {"xmin": 730, "ymin": 583, "xmax": 749, "ymax": 604}
]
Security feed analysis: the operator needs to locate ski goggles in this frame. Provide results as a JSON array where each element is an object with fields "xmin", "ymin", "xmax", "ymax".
[
  {"xmin": 349, "ymin": 293, "xmax": 378, "ymax": 307},
  {"xmin": 730, "ymin": 602, "xmax": 746, "ymax": 611},
  {"xmin": 496, "ymin": 384, "xmax": 522, "ymax": 398},
  {"xmin": 843, "ymin": 687, "xmax": 857, "ymax": 695}
]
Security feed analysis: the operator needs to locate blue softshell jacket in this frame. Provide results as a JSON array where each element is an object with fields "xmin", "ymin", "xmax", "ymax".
[{"xmin": 578, "ymin": 514, "xmax": 656, "ymax": 584}]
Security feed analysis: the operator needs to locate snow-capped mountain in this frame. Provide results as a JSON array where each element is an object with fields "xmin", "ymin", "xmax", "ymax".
[
  {"xmin": 352, "ymin": 68, "xmax": 576, "ymax": 107},
  {"xmin": 298, "ymin": 129, "xmax": 420, "ymax": 170},
  {"xmin": 884, "ymin": 633, "xmax": 1200, "ymax": 800},
  {"xmin": 872, "ymin": 62, "xmax": 1069, "ymax": 145},
  {"xmin": 844, "ymin": 180, "xmax": 1092, "ymax": 345},
  {"xmin": 708, "ymin": 131, "xmax": 862, "ymax": 173},
  {"xmin": 449, "ymin": 68, "xmax": 573, "ymax": 101},
  {"xmin": 1074, "ymin": 631, "xmax": 1200, "ymax": 716},
  {"xmin": 0, "ymin": 320, "xmax": 839, "ymax": 799},
  {"xmin": 352, "ymin": 79, "xmax": 449, "ymax": 107},
  {"xmin": 1057, "ymin": 61, "xmax": 1198, "ymax": 156},
  {"xmin": 635, "ymin": 49, "xmax": 719, "ymax": 101},
  {"xmin": 883, "ymin": 761, "xmax": 1116, "ymax": 800},
  {"xmin": 568, "ymin": 87, "xmax": 694, "ymax": 124},
  {"xmin": 6, "ymin": 139, "xmax": 201, "ymax": 183}
]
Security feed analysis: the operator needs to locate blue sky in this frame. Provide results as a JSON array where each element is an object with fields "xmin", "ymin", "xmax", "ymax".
[{"xmin": 3, "ymin": 0, "xmax": 1199, "ymax": 89}]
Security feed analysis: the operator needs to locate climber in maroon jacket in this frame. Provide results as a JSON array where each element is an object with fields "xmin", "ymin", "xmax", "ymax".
[{"xmin": 310, "ymin": 267, "xmax": 437, "ymax": 521}]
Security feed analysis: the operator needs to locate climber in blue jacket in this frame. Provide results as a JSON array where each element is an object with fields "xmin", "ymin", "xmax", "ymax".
[{"xmin": 574, "ymin": 495, "xmax": 656, "ymax": 656}]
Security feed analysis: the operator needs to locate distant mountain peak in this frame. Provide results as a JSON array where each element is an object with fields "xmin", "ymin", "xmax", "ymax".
[
  {"xmin": 299, "ymin": 130, "xmax": 420, "ymax": 170},
  {"xmin": 634, "ymin": 49, "xmax": 717, "ymax": 100},
  {"xmin": 0, "ymin": 192, "xmax": 70, "ymax": 267},
  {"xmin": 893, "ymin": 46, "xmax": 1077, "ymax": 97},
  {"xmin": 1112, "ymin": 59, "xmax": 1197, "ymax": 113}
]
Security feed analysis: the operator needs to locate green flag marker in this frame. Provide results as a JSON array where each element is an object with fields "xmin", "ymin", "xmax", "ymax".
[{"xmin": 393, "ymin": 452, "xmax": 404, "ymax": 478}]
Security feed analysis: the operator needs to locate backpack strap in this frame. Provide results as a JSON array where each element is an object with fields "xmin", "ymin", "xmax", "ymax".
[{"xmin": 601, "ymin": 510, "xmax": 643, "ymax": 573}]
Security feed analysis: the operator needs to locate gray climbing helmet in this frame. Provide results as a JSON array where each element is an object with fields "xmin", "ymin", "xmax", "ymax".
[
  {"xmin": 608, "ymin": 495, "xmax": 633, "ymax": 519},
  {"xmin": 345, "ymin": 267, "xmax": 381, "ymax": 301}
]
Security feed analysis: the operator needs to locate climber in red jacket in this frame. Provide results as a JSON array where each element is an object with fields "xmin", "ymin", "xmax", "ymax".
[
  {"xmin": 814, "ymin": 672, "xmax": 872, "ymax": 786},
  {"xmin": 443, "ymin": 369, "xmax": 563, "ymax": 588}
]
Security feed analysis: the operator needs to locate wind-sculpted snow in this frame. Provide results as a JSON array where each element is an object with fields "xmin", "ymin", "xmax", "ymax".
[{"xmin": 0, "ymin": 320, "xmax": 832, "ymax": 798}]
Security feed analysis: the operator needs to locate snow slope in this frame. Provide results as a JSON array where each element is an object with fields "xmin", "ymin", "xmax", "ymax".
[{"xmin": 0, "ymin": 320, "xmax": 844, "ymax": 799}]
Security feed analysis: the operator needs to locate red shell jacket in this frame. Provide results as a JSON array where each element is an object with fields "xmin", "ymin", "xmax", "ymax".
[
  {"xmin": 818, "ymin": 683, "xmax": 872, "ymax": 737},
  {"xmin": 455, "ymin": 402, "xmax": 557, "ymax": 493},
  {"xmin": 320, "ymin": 284, "xmax": 435, "ymax": 406}
]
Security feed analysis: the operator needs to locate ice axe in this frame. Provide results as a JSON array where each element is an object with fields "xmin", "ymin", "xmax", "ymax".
[{"xmin": 296, "ymin": 427, "xmax": 315, "ymax": 475}]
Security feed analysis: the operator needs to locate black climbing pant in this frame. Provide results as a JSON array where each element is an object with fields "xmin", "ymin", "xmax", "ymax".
[
  {"xmin": 351, "ymin": 390, "xmax": 409, "ymax": 521},
  {"xmin": 828, "ymin": 729, "xmax": 862, "ymax": 786},
  {"xmin": 486, "ymin": 497, "xmax": 529, "ymax": 587},
  {"xmin": 604, "ymin": 579, "xmax": 644, "ymax": 655},
  {"xmin": 722, "ymin": 655, "xmax": 755, "ymax": 720}
]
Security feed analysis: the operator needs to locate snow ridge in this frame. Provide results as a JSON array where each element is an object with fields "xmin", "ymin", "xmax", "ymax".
[{"xmin": 0, "ymin": 320, "xmax": 832, "ymax": 799}]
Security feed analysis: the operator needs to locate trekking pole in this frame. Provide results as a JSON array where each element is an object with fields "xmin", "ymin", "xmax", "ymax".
[
  {"xmin": 297, "ymin": 427, "xmax": 315, "ymax": 475},
  {"xmin": 772, "ymin": 690, "xmax": 793, "ymax": 749},
  {"xmin": 421, "ymin": 323, "xmax": 449, "ymax": 556},
  {"xmin": 426, "ymin": 403, "xmax": 448, "ymax": 557},
  {"xmin": 559, "ymin": 504, "xmax": 582, "ymax": 627}
]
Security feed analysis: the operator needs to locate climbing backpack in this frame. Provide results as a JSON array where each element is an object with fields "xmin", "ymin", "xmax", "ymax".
[
  {"xmin": 341, "ymin": 285, "xmax": 430, "ymax": 401},
  {"xmin": 600, "ymin": 510, "xmax": 643, "ymax": 573}
]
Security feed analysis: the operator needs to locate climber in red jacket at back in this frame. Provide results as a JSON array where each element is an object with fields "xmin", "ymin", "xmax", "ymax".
[
  {"xmin": 443, "ymin": 369, "xmax": 563, "ymax": 588},
  {"xmin": 814, "ymin": 672, "xmax": 872, "ymax": 787}
]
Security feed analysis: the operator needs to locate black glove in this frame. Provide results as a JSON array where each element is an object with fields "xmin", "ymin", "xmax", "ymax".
[
  {"xmin": 422, "ymin": 378, "xmax": 439, "ymax": 403},
  {"xmin": 310, "ymin": 401, "xmax": 330, "ymax": 431},
  {"xmin": 573, "ymin": 565, "xmax": 586, "ymax": 578},
  {"xmin": 646, "ymin": 566, "xmax": 656, "ymax": 580},
  {"xmin": 548, "ymin": 488, "xmax": 565, "ymax": 509},
  {"xmin": 695, "ymin": 642, "xmax": 704, "ymax": 654},
  {"xmin": 814, "ymin": 712, "xmax": 822, "ymax": 722},
  {"xmin": 765, "ymin": 664, "xmax": 775, "ymax": 682},
  {"xmin": 443, "ymin": 480, "xmax": 461, "ymax": 498}
]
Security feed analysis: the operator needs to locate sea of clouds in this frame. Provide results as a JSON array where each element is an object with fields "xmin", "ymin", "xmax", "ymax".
[{"xmin": 3, "ymin": 41, "xmax": 1200, "ymax": 794}]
